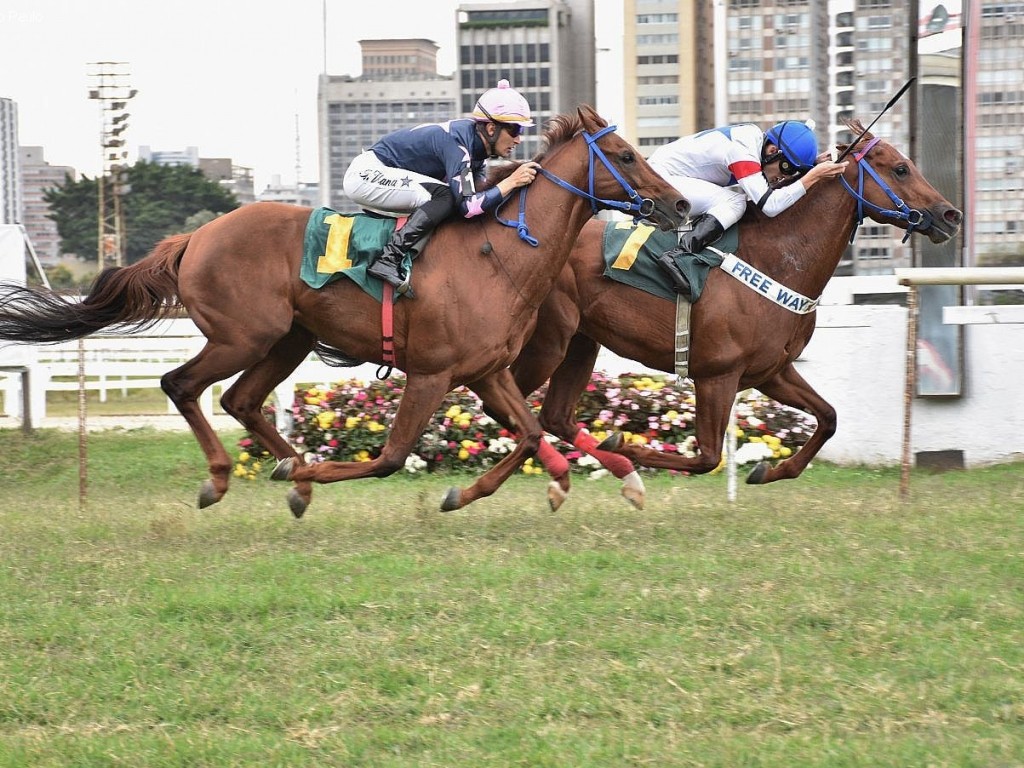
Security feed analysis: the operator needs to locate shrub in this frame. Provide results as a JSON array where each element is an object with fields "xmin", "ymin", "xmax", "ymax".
[{"xmin": 236, "ymin": 372, "xmax": 814, "ymax": 478}]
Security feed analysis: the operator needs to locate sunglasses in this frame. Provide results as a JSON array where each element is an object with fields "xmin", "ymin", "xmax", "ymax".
[
  {"xmin": 499, "ymin": 122, "xmax": 524, "ymax": 138},
  {"xmin": 777, "ymin": 157, "xmax": 802, "ymax": 177}
]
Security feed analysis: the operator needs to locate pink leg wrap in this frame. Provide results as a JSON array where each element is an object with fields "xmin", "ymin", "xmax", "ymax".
[
  {"xmin": 573, "ymin": 429, "xmax": 635, "ymax": 479},
  {"xmin": 535, "ymin": 436, "xmax": 570, "ymax": 477}
]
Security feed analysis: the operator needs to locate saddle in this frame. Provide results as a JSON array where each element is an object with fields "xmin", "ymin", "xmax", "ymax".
[
  {"xmin": 299, "ymin": 207, "xmax": 407, "ymax": 302},
  {"xmin": 600, "ymin": 220, "xmax": 736, "ymax": 302}
]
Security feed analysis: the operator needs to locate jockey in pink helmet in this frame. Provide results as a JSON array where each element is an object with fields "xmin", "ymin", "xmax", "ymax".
[
  {"xmin": 343, "ymin": 79, "xmax": 539, "ymax": 298},
  {"xmin": 647, "ymin": 120, "xmax": 847, "ymax": 295}
]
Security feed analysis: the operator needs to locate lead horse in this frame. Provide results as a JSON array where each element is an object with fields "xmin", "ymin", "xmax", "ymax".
[
  {"xmin": 507, "ymin": 119, "xmax": 963, "ymax": 509},
  {"xmin": 0, "ymin": 105, "xmax": 686, "ymax": 515}
]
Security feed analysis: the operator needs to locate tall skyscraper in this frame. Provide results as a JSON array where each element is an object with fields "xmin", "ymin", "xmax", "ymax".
[
  {"xmin": 456, "ymin": 0, "xmax": 596, "ymax": 159},
  {"xmin": 0, "ymin": 98, "xmax": 24, "ymax": 226},
  {"xmin": 18, "ymin": 146, "xmax": 74, "ymax": 263}
]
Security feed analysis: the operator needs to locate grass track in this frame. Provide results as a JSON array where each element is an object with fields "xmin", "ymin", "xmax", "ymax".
[{"xmin": 2, "ymin": 428, "xmax": 1022, "ymax": 767}]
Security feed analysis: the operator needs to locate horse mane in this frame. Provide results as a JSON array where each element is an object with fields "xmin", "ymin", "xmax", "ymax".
[
  {"xmin": 836, "ymin": 118, "xmax": 874, "ymax": 155},
  {"xmin": 484, "ymin": 110, "xmax": 586, "ymax": 185}
]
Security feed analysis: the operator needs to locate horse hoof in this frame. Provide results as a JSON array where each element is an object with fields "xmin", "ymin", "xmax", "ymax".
[
  {"xmin": 547, "ymin": 480, "xmax": 568, "ymax": 512},
  {"xmin": 271, "ymin": 458, "xmax": 295, "ymax": 481},
  {"xmin": 440, "ymin": 487, "xmax": 462, "ymax": 512},
  {"xmin": 597, "ymin": 432, "xmax": 624, "ymax": 452},
  {"xmin": 287, "ymin": 487, "xmax": 308, "ymax": 519},
  {"xmin": 197, "ymin": 479, "xmax": 221, "ymax": 509},
  {"xmin": 746, "ymin": 461, "xmax": 770, "ymax": 485},
  {"xmin": 621, "ymin": 485, "xmax": 645, "ymax": 511},
  {"xmin": 620, "ymin": 471, "xmax": 646, "ymax": 510}
]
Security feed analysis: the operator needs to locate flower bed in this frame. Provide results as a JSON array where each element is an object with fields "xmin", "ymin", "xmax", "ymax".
[{"xmin": 235, "ymin": 372, "xmax": 815, "ymax": 479}]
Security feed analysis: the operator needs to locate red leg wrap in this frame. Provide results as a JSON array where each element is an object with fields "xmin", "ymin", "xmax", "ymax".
[
  {"xmin": 535, "ymin": 436, "xmax": 570, "ymax": 477},
  {"xmin": 573, "ymin": 429, "xmax": 635, "ymax": 479}
]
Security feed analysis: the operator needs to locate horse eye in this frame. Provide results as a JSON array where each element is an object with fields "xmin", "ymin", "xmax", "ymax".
[
  {"xmin": 894, "ymin": 164, "xmax": 910, "ymax": 179},
  {"xmin": 621, "ymin": 150, "xmax": 635, "ymax": 164}
]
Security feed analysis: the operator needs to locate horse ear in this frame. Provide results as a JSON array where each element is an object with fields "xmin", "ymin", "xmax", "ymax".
[{"xmin": 577, "ymin": 104, "xmax": 607, "ymax": 130}]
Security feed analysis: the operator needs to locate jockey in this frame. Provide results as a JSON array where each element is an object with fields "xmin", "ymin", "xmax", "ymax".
[
  {"xmin": 648, "ymin": 120, "xmax": 848, "ymax": 294},
  {"xmin": 342, "ymin": 79, "xmax": 541, "ymax": 297}
]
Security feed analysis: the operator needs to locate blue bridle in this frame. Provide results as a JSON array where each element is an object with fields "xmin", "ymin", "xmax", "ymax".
[
  {"xmin": 838, "ymin": 136, "xmax": 934, "ymax": 243},
  {"xmin": 494, "ymin": 124, "xmax": 656, "ymax": 246}
]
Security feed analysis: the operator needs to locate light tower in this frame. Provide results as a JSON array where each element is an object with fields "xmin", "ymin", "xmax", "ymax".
[{"xmin": 87, "ymin": 62, "xmax": 136, "ymax": 270}]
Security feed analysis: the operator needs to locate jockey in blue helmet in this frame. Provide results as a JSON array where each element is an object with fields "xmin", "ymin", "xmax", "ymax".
[{"xmin": 647, "ymin": 119, "xmax": 847, "ymax": 295}]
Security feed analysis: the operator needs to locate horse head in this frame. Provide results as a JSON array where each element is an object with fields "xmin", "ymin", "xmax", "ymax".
[
  {"xmin": 837, "ymin": 119, "xmax": 963, "ymax": 244},
  {"xmin": 538, "ymin": 105, "xmax": 689, "ymax": 232}
]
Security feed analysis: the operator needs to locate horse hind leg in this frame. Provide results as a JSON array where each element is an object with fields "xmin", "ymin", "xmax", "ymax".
[
  {"xmin": 161, "ymin": 341, "xmax": 282, "ymax": 509},
  {"xmin": 218, "ymin": 327, "xmax": 316, "ymax": 518},
  {"xmin": 744, "ymin": 364, "xmax": 836, "ymax": 485}
]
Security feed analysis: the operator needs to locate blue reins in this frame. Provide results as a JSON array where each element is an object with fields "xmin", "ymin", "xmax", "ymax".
[
  {"xmin": 839, "ymin": 136, "xmax": 934, "ymax": 243},
  {"xmin": 493, "ymin": 124, "xmax": 656, "ymax": 246}
]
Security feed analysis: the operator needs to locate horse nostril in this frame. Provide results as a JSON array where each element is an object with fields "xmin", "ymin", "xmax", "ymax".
[
  {"xmin": 945, "ymin": 208, "xmax": 963, "ymax": 226},
  {"xmin": 676, "ymin": 199, "xmax": 691, "ymax": 217}
]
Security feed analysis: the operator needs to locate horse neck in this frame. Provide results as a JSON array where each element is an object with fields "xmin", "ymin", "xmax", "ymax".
[
  {"xmin": 495, "ymin": 162, "xmax": 600, "ymax": 311},
  {"xmin": 748, "ymin": 177, "xmax": 860, "ymax": 300}
]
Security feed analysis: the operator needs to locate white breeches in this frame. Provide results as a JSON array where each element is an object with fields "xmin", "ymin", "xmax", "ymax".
[
  {"xmin": 342, "ymin": 150, "xmax": 437, "ymax": 216},
  {"xmin": 662, "ymin": 174, "xmax": 748, "ymax": 229}
]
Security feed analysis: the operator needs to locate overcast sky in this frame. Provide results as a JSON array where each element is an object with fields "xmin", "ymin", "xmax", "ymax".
[{"xmin": 1, "ymin": 0, "xmax": 624, "ymax": 192}]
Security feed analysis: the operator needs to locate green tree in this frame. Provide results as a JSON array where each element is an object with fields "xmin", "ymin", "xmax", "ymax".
[{"xmin": 44, "ymin": 161, "xmax": 239, "ymax": 264}]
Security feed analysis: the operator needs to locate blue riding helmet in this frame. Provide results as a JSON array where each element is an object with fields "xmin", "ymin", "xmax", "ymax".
[{"xmin": 763, "ymin": 120, "xmax": 818, "ymax": 177}]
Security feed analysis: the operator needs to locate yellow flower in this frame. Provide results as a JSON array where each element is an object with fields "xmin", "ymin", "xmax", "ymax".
[
  {"xmin": 664, "ymin": 410, "xmax": 678, "ymax": 421},
  {"xmin": 445, "ymin": 404, "xmax": 462, "ymax": 419},
  {"xmin": 592, "ymin": 418, "xmax": 604, "ymax": 428},
  {"xmin": 233, "ymin": 463, "xmax": 247, "ymax": 477},
  {"xmin": 630, "ymin": 434, "xmax": 648, "ymax": 445},
  {"xmin": 355, "ymin": 450, "xmax": 370, "ymax": 462},
  {"xmin": 238, "ymin": 451, "xmax": 250, "ymax": 463},
  {"xmin": 779, "ymin": 446, "xmax": 792, "ymax": 458},
  {"xmin": 458, "ymin": 448, "xmax": 470, "ymax": 461},
  {"xmin": 345, "ymin": 415, "xmax": 361, "ymax": 430},
  {"xmin": 367, "ymin": 420, "xmax": 386, "ymax": 432},
  {"xmin": 316, "ymin": 411, "xmax": 335, "ymax": 429}
]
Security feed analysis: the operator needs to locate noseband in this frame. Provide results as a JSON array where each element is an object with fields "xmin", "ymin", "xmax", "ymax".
[
  {"xmin": 839, "ymin": 136, "xmax": 934, "ymax": 243},
  {"xmin": 494, "ymin": 124, "xmax": 656, "ymax": 246}
]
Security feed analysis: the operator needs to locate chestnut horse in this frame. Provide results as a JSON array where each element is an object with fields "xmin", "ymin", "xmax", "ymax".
[
  {"xmin": 506, "ymin": 120, "xmax": 963, "ymax": 509},
  {"xmin": 0, "ymin": 106, "xmax": 686, "ymax": 516}
]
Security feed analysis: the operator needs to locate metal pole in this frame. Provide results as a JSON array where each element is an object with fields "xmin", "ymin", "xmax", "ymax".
[
  {"xmin": 899, "ymin": 286, "xmax": 919, "ymax": 502},
  {"xmin": 77, "ymin": 338, "xmax": 88, "ymax": 512}
]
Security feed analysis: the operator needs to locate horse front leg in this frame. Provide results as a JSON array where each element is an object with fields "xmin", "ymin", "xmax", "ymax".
[
  {"xmin": 535, "ymin": 333, "xmax": 645, "ymax": 509},
  {"xmin": 271, "ymin": 373, "xmax": 453, "ymax": 496},
  {"xmin": 744, "ymin": 363, "xmax": 836, "ymax": 485},
  {"xmin": 443, "ymin": 368, "xmax": 547, "ymax": 511},
  {"xmin": 599, "ymin": 373, "xmax": 741, "ymax": 476},
  {"xmin": 219, "ymin": 328, "xmax": 316, "ymax": 518}
]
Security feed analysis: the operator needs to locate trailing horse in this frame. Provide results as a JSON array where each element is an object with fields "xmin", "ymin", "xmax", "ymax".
[
  {"xmin": 506, "ymin": 119, "xmax": 963, "ymax": 510},
  {"xmin": 0, "ymin": 106, "xmax": 686, "ymax": 516}
]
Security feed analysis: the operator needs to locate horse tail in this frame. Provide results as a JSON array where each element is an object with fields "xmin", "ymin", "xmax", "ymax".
[{"xmin": 0, "ymin": 232, "xmax": 191, "ymax": 344}]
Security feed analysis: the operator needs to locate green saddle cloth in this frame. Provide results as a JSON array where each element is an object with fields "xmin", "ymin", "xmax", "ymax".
[
  {"xmin": 300, "ymin": 207, "xmax": 404, "ymax": 302},
  {"xmin": 601, "ymin": 220, "xmax": 738, "ymax": 302}
]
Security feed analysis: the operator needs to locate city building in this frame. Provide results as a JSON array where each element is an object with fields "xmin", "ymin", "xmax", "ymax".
[
  {"xmin": 18, "ymin": 146, "xmax": 74, "ymax": 264},
  {"xmin": 318, "ymin": 1, "xmax": 596, "ymax": 212},
  {"xmin": 0, "ymin": 97, "xmax": 23, "ymax": 225},
  {"xmin": 257, "ymin": 176, "xmax": 320, "ymax": 207},
  {"xmin": 317, "ymin": 38, "xmax": 458, "ymax": 211},
  {"xmin": 456, "ymin": 0, "xmax": 597, "ymax": 159},
  {"xmin": 198, "ymin": 157, "xmax": 255, "ymax": 205}
]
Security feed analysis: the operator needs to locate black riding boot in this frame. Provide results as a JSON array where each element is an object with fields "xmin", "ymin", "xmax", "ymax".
[
  {"xmin": 367, "ymin": 207, "xmax": 436, "ymax": 298},
  {"xmin": 657, "ymin": 214, "xmax": 726, "ymax": 296}
]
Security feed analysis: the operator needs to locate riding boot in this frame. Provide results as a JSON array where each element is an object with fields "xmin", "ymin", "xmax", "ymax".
[
  {"xmin": 367, "ymin": 207, "xmax": 436, "ymax": 298},
  {"xmin": 657, "ymin": 214, "xmax": 726, "ymax": 297}
]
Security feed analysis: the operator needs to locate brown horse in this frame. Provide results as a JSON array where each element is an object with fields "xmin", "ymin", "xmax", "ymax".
[
  {"xmin": 505, "ymin": 120, "xmax": 963, "ymax": 509},
  {"xmin": 0, "ymin": 105, "xmax": 686, "ymax": 516}
]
